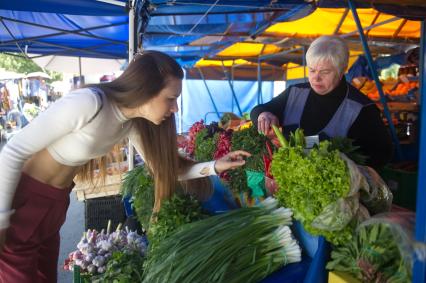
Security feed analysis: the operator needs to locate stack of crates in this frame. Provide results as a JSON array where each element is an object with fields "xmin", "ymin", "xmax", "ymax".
[
  {"xmin": 379, "ymin": 162, "xmax": 418, "ymax": 211},
  {"xmin": 84, "ymin": 195, "xmax": 126, "ymax": 231}
]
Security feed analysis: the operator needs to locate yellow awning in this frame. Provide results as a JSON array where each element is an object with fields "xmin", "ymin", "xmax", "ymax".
[
  {"xmin": 195, "ymin": 59, "xmax": 252, "ymax": 67},
  {"xmin": 192, "ymin": 8, "xmax": 420, "ymax": 80},
  {"xmin": 265, "ymin": 8, "xmax": 420, "ymax": 39},
  {"xmin": 216, "ymin": 43, "xmax": 282, "ymax": 57}
]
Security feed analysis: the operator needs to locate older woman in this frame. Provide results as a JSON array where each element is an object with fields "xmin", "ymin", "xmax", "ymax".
[{"xmin": 250, "ymin": 35, "xmax": 392, "ymax": 169}]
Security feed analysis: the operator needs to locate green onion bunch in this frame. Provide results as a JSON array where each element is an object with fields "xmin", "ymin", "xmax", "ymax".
[{"xmin": 143, "ymin": 198, "xmax": 301, "ymax": 283}]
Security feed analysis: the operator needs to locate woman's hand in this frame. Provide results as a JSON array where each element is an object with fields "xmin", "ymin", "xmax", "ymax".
[
  {"xmin": 257, "ymin": 112, "xmax": 279, "ymax": 134},
  {"xmin": 214, "ymin": 150, "xmax": 251, "ymax": 174}
]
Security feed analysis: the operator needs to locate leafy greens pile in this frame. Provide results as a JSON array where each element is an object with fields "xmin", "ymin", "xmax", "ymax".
[
  {"xmin": 121, "ymin": 165, "xmax": 155, "ymax": 230},
  {"xmin": 148, "ymin": 194, "xmax": 209, "ymax": 253},
  {"xmin": 228, "ymin": 125, "xmax": 270, "ymax": 194},
  {"xmin": 271, "ymin": 127, "xmax": 354, "ymax": 245}
]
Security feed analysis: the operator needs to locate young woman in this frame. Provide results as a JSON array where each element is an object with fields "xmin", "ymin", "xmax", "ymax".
[{"xmin": 0, "ymin": 51, "xmax": 249, "ymax": 282}]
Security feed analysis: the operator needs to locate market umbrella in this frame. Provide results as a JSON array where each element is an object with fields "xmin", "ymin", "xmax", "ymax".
[
  {"xmin": 31, "ymin": 55, "xmax": 126, "ymax": 76},
  {"xmin": 26, "ymin": 71, "xmax": 51, "ymax": 79}
]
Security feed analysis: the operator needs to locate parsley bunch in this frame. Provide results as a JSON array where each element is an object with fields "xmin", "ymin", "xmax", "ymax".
[{"xmin": 148, "ymin": 194, "xmax": 209, "ymax": 252}]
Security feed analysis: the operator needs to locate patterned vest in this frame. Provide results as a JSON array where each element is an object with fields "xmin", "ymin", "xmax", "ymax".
[{"xmin": 282, "ymin": 84, "xmax": 373, "ymax": 140}]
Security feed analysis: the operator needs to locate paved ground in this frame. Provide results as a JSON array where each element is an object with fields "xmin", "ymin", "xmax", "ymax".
[
  {"xmin": 58, "ymin": 192, "xmax": 85, "ymax": 282},
  {"xmin": 0, "ymin": 140, "xmax": 85, "ymax": 283}
]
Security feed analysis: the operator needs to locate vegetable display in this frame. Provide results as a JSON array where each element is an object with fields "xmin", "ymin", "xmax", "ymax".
[
  {"xmin": 95, "ymin": 250, "xmax": 145, "ymax": 282},
  {"xmin": 271, "ymin": 127, "xmax": 355, "ymax": 245},
  {"xmin": 143, "ymin": 198, "xmax": 301, "ymax": 283},
  {"xmin": 148, "ymin": 193, "xmax": 209, "ymax": 252},
  {"xmin": 230, "ymin": 124, "xmax": 269, "ymax": 171},
  {"xmin": 327, "ymin": 221, "xmax": 412, "ymax": 282},
  {"xmin": 184, "ymin": 120, "xmax": 205, "ymax": 156},
  {"xmin": 121, "ymin": 165, "xmax": 154, "ymax": 230},
  {"xmin": 194, "ymin": 127, "xmax": 219, "ymax": 161},
  {"xmin": 64, "ymin": 222, "xmax": 147, "ymax": 280}
]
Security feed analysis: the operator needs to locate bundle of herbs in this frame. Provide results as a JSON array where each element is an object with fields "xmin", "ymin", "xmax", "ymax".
[
  {"xmin": 271, "ymin": 127, "xmax": 355, "ymax": 245},
  {"xmin": 194, "ymin": 122, "xmax": 223, "ymax": 162},
  {"xmin": 230, "ymin": 125, "xmax": 269, "ymax": 171},
  {"xmin": 121, "ymin": 165, "xmax": 208, "ymax": 235},
  {"xmin": 121, "ymin": 165, "xmax": 155, "ymax": 230},
  {"xmin": 143, "ymin": 198, "xmax": 301, "ymax": 283},
  {"xmin": 148, "ymin": 193, "xmax": 209, "ymax": 253},
  {"xmin": 228, "ymin": 125, "xmax": 271, "ymax": 195},
  {"xmin": 92, "ymin": 250, "xmax": 145, "ymax": 283},
  {"xmin": 327, "ymin": 221, "xmax": 412, "ymax": 282}
]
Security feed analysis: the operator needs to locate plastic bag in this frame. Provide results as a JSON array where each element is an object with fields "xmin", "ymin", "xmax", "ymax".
[
  {"xmin": 328, "ymin": 212, "xmax": 425, "ymax": 282},
  {"xmin": 359, "ymin": 212, "xmax": 426, "ymax": 265},
  {"xmin": 311, "ymin": 154, "xmax": 369, "ymax": 231},
  {"xmin": 357, "ymin": 165, "xmax": 393, "ymax": 215},
  {"xmin": 245, "ymin": 170, "xmax": 266, "ymax": 198}
]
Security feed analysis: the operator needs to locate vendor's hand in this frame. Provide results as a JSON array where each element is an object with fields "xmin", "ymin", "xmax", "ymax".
[
  {"xmin": 257, "ymin": 112, "xmax": 279, "ymax": 135},
  {"xmin": 214, "ymin": 150, "xmax": 251, "ymax": 174}
]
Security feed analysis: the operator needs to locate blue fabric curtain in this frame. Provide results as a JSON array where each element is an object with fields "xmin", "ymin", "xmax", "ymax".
[{"xmin": 177, "ymin": 79, "xmax": 274, "ymax": 132}]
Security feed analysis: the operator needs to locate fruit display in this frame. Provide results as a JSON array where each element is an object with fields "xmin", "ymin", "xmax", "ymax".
[
  {"xmin": 353, "ymin": 77, "xmax": 418, "ymax": 102},
  {"xmin": 351, "ymin": 63, "xmax": 419, "ymax": 145}
]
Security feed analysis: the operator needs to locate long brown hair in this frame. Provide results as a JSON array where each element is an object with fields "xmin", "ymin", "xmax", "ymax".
[{"xmin": 77, "ymin": 51, "xmax": 212, "ymax": 211}]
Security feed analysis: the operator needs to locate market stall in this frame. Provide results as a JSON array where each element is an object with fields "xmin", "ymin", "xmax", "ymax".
[{"xmin": 1, "ymin": 0, "xmax": 425, "ymax": 282}]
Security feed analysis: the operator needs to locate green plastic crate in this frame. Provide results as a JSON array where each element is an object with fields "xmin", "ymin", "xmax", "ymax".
[{"xmin": 379, "ymin": 166, "xmax": 418, "ymax": 211}]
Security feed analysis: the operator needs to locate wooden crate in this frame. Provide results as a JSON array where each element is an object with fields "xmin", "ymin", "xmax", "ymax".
[{"xmin": 73, "ymin": 174, "xmax": 122, "ymax": 201}]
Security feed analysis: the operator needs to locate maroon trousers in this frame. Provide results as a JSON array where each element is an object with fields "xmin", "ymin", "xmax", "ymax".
[{"xmin": 0, "ymin": 173, "xmax": 72, "ymax": 283}]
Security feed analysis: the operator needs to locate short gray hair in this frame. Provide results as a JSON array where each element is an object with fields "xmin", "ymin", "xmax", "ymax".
[{"xmin": 306, "ymin": 36, "xmax": 349, "ymax": 76}]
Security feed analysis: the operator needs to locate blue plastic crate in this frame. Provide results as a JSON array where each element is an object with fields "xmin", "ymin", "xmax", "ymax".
[{"xmin": 204, "ymin": 176, "xmax": 331, "ymax": 283}]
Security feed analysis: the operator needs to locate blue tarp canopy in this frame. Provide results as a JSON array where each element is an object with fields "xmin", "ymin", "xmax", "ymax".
[
  {"xmin": 1, "ymin": 0, "xmax": 424, "ymax": 64},
  {"xmin": 0, "ymin": 0, "xmax": 128, "ymax": 16},
  {"xmin": 0, "ymin": 1, "xmax": 316, "ymax": 62},
  {"xmin": 138, "ymin": 0, "xmax": 315, "ymax": 66},
  {"xmin": 0, "ymin": 1, "xmax": 128, "ymax": 59}
]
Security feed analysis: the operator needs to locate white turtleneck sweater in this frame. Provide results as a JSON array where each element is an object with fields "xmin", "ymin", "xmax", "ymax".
[{"xmin": 0, "ymin": 88, "xmax": 215, "ymax": 229}]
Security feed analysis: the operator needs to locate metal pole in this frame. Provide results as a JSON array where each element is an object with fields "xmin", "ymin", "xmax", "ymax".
[
  {"xmin": 198, "ymin": 68, "xmax": 221, "ymax": 120},
  {"xmin": 347, "ymin": 0, "xmax": 403, "ymax": 160},
  {"xmin": 413, "ymin": 20, "xmax": 426, "ymax": 283},
  {"xmin": 221, "ymin": 62, "xmax": 243, "ymax": 116},
  {"xmin": 95, "ymin": 0, "xmax": 126, "ymax": 6},
  {"xmin": 179, "ymin": 85, "xmax": 183, "ymax": 133},
  {"xmin": 302, "ymin": 46, "xmax": 306, "ymax": 81},
  {"xmin": 257, "ymin": 59, "xmax": 262, "ymax": 104},
  {"xmin": 128, "ymin": 0, "xmax": 135, "ymax": 170},
  {"xmin": 78, "ymin": 57, "xmax": 82, "ymax": 78}
]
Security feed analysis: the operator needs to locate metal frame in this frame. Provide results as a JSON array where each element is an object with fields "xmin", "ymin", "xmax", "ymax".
[
  {"xmin": 197, "ymin": 67, "xmax": 221, "ymax": 120},
  {"xmin": 128, "ymin": 0, "xmax": 136, "ymax": 170},
  {"xmin": 255, "ymin": 46, "xmax": 304, "ymax": 100},
  {"xmin": 347, "ymin": 0, "xmax": 403, "ymax": 160},
  {"xmin": 414, "ymin": 20, "xmax": 426, "ymax": 283},
  {"xmin": 0, "ymin": 16, "xmax": 128, "ymax": 59},
  {"xmin": 220, "ymin": 61, "xmax": 243, "ymax": 116}
]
